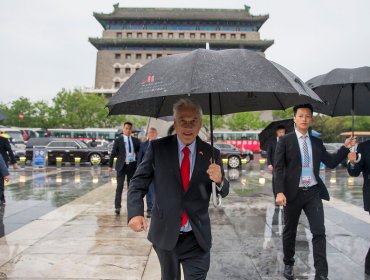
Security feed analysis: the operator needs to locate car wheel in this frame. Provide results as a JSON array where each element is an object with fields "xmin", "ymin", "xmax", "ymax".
[
  {"xmin": 89, "ymin": 153, "xmax": 102, "ymax": 165},
  {"xmin": 228, "ymin": 155, "xmax": 241, "ymax": 168}
]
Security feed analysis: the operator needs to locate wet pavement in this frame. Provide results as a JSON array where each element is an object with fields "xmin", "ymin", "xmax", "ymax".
[{"xmin": 0, "ymin": 163, "xmax": 370, "ymax": 279}]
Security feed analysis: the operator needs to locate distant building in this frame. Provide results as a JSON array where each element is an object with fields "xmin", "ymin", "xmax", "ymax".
[{"xmin": 88, "ymin": 4, "xmax": 274, "ymax": 97}]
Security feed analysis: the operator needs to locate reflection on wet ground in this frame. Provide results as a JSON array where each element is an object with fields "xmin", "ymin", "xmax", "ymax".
[
  {"xmin": 1, "ymin": 167, "xmax": 111, "ymax": 237},
  {"xmin": 208, "ymin": 166, "xmax": 370, "ymax": 279},
  {"xmin": 0, "ymin": 164, "xmax": 369, "ymax": 279}
]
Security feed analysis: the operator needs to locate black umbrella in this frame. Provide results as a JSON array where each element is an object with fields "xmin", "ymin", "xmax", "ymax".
[
  {"xmin": 108, "ymin": 48, "xmax": 323, "ymax": 206},
  {"xmin": 307, "ymin": 66, "xmax": 370, "ymax": 136},
  {"xmin": 0, "ymin": 111, "xmax": 7, "ymax": 121},
  {"xmin": 258, "ymin": 119, "xmax": 294, "ymax": 151}
]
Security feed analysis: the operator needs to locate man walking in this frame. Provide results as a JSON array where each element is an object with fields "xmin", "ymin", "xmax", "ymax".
[
  {"xmin": 137, "ymin": 127, "xmax": 158, "ymax": 218},
  {"xmin": 0, "ymin": 154, "xmax": 10, "ymax": 204},
  {"xmin": 274, "ymin": 103, "xmax": 356, "ymax": 280},
  {"xmin": 127, "ymin": 98, "xmax": 229, "ymax": 280},
  {"xmin": 108, "ymin": 122, "xmax": 140, "ymax": 215},
  {"xmin": 0, "ymin": 131, "xmax": 17, "ymax": 204},
  {"xmin": 267, "ymin": 124, "xmax": 286, "ymax": 197},
  {"xmin": 347, "ymin": 142, "xmax": 370, "ymax": 276}
]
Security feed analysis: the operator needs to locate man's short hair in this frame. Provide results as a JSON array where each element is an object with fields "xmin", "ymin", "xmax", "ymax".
[
  {"xmin": 293, "ymin": 103, "xmax": 313, "ymax": 116},
  {"xmin": 124, "ymin": 121, "xmax": 133, "ymax": 127},
  {"xmin": 276, "ymin": 125, "xmax": 286, "ymax": 131},
  {"xmin": 173, "ymin": 98, "xmax": 203, "ymax": 119}
]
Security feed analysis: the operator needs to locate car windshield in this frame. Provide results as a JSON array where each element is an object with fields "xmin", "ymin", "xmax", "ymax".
[
  {"xmin": 76, "ymin": 140, "xmax": 89, "ymax": 148},
  {"xmin": 5, "ymin": 131, "xmax": 24, "ymax": 143}
]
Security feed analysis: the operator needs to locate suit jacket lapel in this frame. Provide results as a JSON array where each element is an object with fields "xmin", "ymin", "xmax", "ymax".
[
  {"xmin": 310, "ymin": 136, "xmax": 318, "ymax": 168},
  {"xmin": 171, "ymin": 136, "xmax": 182, "ymax": 188},
  {"xmin": 292, "ymin": 133, "xmax": 302, "ymax": 166}
]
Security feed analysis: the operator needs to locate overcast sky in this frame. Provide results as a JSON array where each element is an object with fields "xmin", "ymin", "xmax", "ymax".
[{"xmin": 1, "ymin": 0, "xmax": 369, "ymax": 104}]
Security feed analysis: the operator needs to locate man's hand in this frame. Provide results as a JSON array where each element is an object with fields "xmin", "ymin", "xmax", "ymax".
[
  {"xmin": 4, "ymin": 175, "xmax": 10, "ymax": 182},
  {"xmin": 344, "ymin": 136, "xmax": 357, "ymax": 149},
  {"xmin": 276, "ymin": 192, "xmax": 287, "ymax": 206},
  {"xmin": 108, "ymin": 167, "xmax": 113, "ymax": 173},
  {"xmin": 207, "ymin": 163, "xmax": 222, "ymax": 184},
  {"xmin": 128, "ymin": 216, "xmax": 148, "ymax": 232},
  {"xmin": 347, "ymin": 152, "xmax": 357, "ymax": 163},
  {"xmin": 267, "ymin": 165, "xmax": 273, "ymax": 172}
]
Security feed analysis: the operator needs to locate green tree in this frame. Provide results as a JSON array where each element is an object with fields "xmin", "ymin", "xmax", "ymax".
[
  {"xmin": 202, "ymin": 115, "xmax": 225, "ymax": 131},
  {"xmin": 226, "ymin": 112, "xmax": 266, "ymax": 130},
  {"xmin": 272, "ymin": 108, "xmax": 294, "ymax": 120}
]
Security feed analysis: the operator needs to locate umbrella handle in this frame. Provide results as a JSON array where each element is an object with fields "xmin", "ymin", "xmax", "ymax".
[
  {"xmin": 350, "ymin": 145, "xmax": 362, "ymax": 163},
  {"xmin": 212, "ymin": 182, "xmax": 222, "ymax": 208}
]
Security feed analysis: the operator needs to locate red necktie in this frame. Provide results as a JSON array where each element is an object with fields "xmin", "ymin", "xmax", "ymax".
[{"xmin": 180, "ymin": 146, "xmax": 190, "ymax": 226}]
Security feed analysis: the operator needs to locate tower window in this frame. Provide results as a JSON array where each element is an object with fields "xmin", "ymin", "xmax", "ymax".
[
  {"xmin": 125, "ymin": 68, "xmax": 131, "ymax": 74},
  {"xmin": 115, "ymin": 53, "xmax": 121, "ymax": 59},
  {"xmin": 115, "ymin": 68, "xmax": 120, "ymax": 74}
]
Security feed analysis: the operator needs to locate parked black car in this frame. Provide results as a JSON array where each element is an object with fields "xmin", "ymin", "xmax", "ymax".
[
  {"xmin": 209, "ymin": 142, "xmax": 254, "ymax": 168},
  {"xmin": 25, "ymin": 138, "xmax": 110, "ymax": 165},
  {"xmin": 10, "ymin": 143, "xmax": 26, "ymax": 161}
]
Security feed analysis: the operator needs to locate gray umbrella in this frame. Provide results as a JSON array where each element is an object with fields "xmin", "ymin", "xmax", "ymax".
[
  {"xmin": 307, "ymin": 66, "xmax": 370, "ymax": 136},
  {"xmin": 108, "ymin": 48, "xmax": 322, "ymax": 117},
  {"xmin": 108, "ymin": 48, "xmax": 323, "ymax": 206}
]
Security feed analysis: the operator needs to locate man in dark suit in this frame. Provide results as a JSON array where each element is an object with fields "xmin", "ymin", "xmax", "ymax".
[
  {"xmin": 108, "ymin": 122, "xmax": 140, "ymax": 215},
  {"xmin": 267, "ymin": 124, "xmax": 286, "ymax": 197},
  {"xmin": 274, "ymin": 103, "xmax": 356, "ymax": 280},
  {"xmin": 0, "ymin": 154, "xmax": 10, "ymax": 204},
  {"xmin": 137, "ymin": 127, "xmax": 158, "ymax": 218},
  {"xmin": 347, "ymin": 141, "xmax": 370, "ymax": 276},
  {"xmin": 127, "ymin": 98, "xmax": 229, "ymax": 280},
  {"xmin": 0, "ymin": 131, "xmax": 17, "ymax": 204}
]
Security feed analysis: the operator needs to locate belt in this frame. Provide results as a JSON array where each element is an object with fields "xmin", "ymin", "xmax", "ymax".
[
  {"xmin": 299, "ymin": 184, "xmax": 318, "ymax": 191},
  {"xmin": 179, "ymin": 231, "xmax": 193, "ymax": 236}
]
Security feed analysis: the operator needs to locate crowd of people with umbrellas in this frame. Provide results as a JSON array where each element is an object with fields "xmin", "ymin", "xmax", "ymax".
[{"xmin": 105, "ymin": 48, "xmax": 370, "ymax": 280}]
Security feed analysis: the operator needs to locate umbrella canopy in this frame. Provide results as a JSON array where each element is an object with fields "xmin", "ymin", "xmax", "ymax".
[
  {"xmin": 258, "ymin": 119, "xmax": 294, "ymax": 151},
  {"xmin": 0, "ymin": 111, "xmax": 7, "ymax": 121},
  {"xmin": 108, "ymin": 48, "xmax": 323, "ymax": 117},
  {"xmin": 108, "ymin": 48, "xmax": 323, "ymax": 207},
  {"xmin": 307, "ymin": 66, "xmax": 370, "ymax": 136}
]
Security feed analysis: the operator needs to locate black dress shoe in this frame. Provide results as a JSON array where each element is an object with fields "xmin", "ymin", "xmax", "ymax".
[
  {"xmin": 146, "ymin": 213, "xmax": 151, "ymax": 218},
  {"xmin": 115, "ymin": 208, "xmax": 121, "ymax": 215},
  {"xmin": 283, "ymin": 265, "xmax": 294, "ymax": 280}
]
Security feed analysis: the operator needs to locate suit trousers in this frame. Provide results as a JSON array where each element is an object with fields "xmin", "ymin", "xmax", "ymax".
[
  {"xmin": 283, "ymin": 185, "xmax": 328, "ymax": 277},
  {"xmin": 114, "ymin": 162, "xmax": 136, "ymax": 209},
  {"xmin": 0, "ymin": 178, "xmax": 5, "ymax": 202},
  {"xmin": 153, "ymin": 232, "xmax": 210, "ymax": 280}
]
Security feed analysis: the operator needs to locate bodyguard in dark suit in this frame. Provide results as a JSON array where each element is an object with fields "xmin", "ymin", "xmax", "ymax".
[
  {"xmin": 127, "ymin": 98, "xmax": 229, "ymax": 280},
  {"xmin": 267, "ymin": 125, "xmax": 286, "ymax": 197},
  {"xmin": 0, "ymin": 132, "xmax": 17, "ymax": 204},
  {"xmin": 137, "ymin": 127, "xmax": 158, "ymax": 218},
  {"xmin": 0, "ymin": 154, "xmax": 10, "ymax": 204},
  {"xmin": 274, "ymin": 104, "xmax": 355, "ymax": 280},
  {"xmin": 347, "ymin": 141, "xmax": 370, "ymax": 275},
  {"xmin": 108, "ymin": 122, "xmax": 140, "ymax": 215}
]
